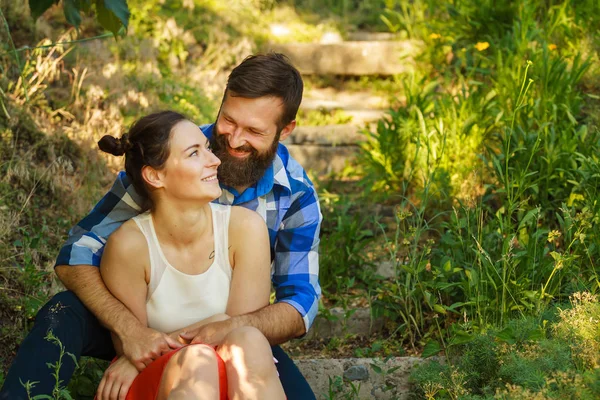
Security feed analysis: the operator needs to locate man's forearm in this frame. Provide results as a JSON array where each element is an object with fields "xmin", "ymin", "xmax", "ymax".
[
  {"xmin": 55, "ymin": 265, "xmax": 143, "ymax": 337},
  {"xmin": 233, "ymin": 302, "xmax": 305, "ymax": 345}
]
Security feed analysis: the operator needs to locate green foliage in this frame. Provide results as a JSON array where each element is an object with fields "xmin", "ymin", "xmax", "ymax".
[
  {"xmin": 355, "ymin": 0, "xmax": 600, "ymax": 348},
  {"xmin": 412, "ymin": 309, "xmax": 599, "ymax": 399},
  {"xmin": 297, "ymin": 108, "xmax": 353, "ymax": 126},
  {"xmin": 326, "ymin": 375, "xmax": 361, "ymax": 400},
  {"xmin": 318, "ymin": 191, "xmax": 374, "ymax": 294},
  {"xmin": 28, "ymin": 0, "xmax": 130, "ymax": 37},
  {"xmin": 553, "ymin": 292, "xmax": 600, "ymax": 369},
  {"xmin": 23, "ymin": 331, "xmax": 77, "ymax": 400}
]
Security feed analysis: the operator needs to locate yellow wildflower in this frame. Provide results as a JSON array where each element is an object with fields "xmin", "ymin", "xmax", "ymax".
[
  {"xmin": 475, "ymin": 41, "xmax": 490, "ymax": 51},
  {"xmin": 429, "ymin": 33, "xmax": 441, "ymax": 40},
  {"xmin": 548, "ymin": 43, "xmax": 557, "ymax": 51}
]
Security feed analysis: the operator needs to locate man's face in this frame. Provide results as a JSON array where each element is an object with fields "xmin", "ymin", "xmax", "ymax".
[{"xmin": 211, "ymin": 93, "xmax": 295, "ymax": 189}]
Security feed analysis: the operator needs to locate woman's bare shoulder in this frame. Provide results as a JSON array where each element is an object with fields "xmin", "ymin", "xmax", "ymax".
[
  {"xmin": 229, "ymin": 206, "xmax": 265, "ymax": 228},
  {"xmin": 105, "ymin": 219, "xmax": 148, "ymax": 258}
]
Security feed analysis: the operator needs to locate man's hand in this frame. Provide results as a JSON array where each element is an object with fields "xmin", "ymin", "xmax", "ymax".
[
  {"xmin": 180, "ymin": 319, "xmax": 236, "ymax": 347},
  {"xmin": 96, "ymin": 357, "xmax": 139, "ymax": 400},
  {"xmin": 120, "ymin": 325, "xmax": 182, "ymax": 370}
]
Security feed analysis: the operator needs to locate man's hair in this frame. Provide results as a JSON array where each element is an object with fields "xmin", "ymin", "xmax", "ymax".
[{"xmin": 225, "ymin": 53, "xmax": 303, "ymax": 130}]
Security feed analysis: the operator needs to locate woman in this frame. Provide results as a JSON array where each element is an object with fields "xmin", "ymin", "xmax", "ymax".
[{"xmin": 95, "ymin": 111, "xmax": 285, "ymax": 400}]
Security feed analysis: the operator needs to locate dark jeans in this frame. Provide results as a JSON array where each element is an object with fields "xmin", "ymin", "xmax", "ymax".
[{"xmin": 1, "ymin": 291, "xmax": 315, "ymax": 400}]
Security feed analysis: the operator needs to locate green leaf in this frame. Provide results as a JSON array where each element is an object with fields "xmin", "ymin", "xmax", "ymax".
[
  {"xmin": 387, "ymin": 365, "xmax": 402, "ymax": 374},
  {"xmin": 95, "ymin": 0, "xmax": 128, "ymax": 37},
  {"xmin": 104, "ymin": 0, "xmax": 130, "ymax": 28},
  {"xmin": 449, "ymin": 330, "xmax": 473, "ymax": 346},
  {"xmin": 370, "ymin": 363, "xmax": 383, "ymax": 374},
  {"xmin": 78, "ymin": 0, "xmax": 93, "ymax": 13},
  {"xmin": 63, "ymin": 0, "xmax": 82, "ymax": 28},
  {"xmin": 517, "ymin": 207, "xmax": 539, "ymax": 231},
  {"xmin": 433, "ymin": 304, "xmax": 447, "ymax": 314},
  {"xmin": 496, "ymin": 326, "xmax": 516, "ymax": 344},
  {"xmin": 525, "ymin": 328, "xmax": 545, "ymax": 342},
  {"xmin": 421, "ymin": 340, "xmax": 441, "ymax": 358},
  {"xmin": 29, "ymin": 0, "xmax": 59, "ymax": 20}
]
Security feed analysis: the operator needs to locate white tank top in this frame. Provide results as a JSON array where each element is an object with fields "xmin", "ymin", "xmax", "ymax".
[{"xmin": 132, "ymin": 203, "xmax": 232, "ymax": 333}]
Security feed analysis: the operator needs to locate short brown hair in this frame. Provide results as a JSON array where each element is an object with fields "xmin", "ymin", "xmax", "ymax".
[{"xmin": 225, "ymin": 53, "xmax": 303, "ymax": 130}]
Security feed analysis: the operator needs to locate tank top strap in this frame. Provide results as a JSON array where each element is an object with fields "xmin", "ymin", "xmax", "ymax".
[
  {"xmin": 132, "ymin": 212, "xmax": 167, "ymax": 301},
  {"xmin": 210, "ymin": 203, "xmax": 232, "ymax": 277}
]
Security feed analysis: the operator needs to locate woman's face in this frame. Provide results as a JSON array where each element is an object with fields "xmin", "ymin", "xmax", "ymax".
[{"xmin": 155, "ymin": 120, "xmax": 222, "ymax": 203}]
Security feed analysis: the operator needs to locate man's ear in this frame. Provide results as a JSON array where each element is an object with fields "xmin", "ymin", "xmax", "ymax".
[
  {"xmin": 142, "ymin": 165, "xmax": 165, "ymax": 189},
  {"xmin": 278, "ymin": 120, "xmax": 296, "ymax": 142}
]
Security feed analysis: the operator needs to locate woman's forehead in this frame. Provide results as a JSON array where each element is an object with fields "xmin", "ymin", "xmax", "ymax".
[{"xmin": 171, "ymin": 120, "xmax": 207, "ymax": 148}]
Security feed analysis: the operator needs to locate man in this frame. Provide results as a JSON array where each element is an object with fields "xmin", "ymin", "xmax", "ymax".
[{"xmin": 1, "ymin": 53, "xmax": 321, "ymax": 400}]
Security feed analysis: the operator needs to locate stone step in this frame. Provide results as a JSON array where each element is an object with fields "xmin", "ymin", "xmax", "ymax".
[
  {"xmin": 306, "ymin": 307, "xmax": 384, "ymax": 340},
  {"xmin": 295, "ymin": 357, "xmax": 425, "ymax": 399},
  {"xmin": 269, "ymin": 40, "xmax": 422, "ymax": 75},
  {"xmin": 300, "ymin": 109, "xmax": 384, "ymax": 125},
  {"xmin": 302, "ymin": 88, "xmax": 389, "ymax": 111},
  {"xmin": 286, "ymin": 124, "xmax": 366, "ymax": 145},
  {"xmin": 286, "ymin": 144, "xmax": 359, "ymax": 176},
  {"xmin": 347, "ymin": 32, "xmax": 399, "ymax": 41}
]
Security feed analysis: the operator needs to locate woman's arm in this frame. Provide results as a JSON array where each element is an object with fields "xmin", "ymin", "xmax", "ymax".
[
  {"xmin": 100, "ymin": 220, "xmax": 150, "ymax": 338},
  {"xmin": 226, "ymin": 207, "xmax": 272, "ymax": 316}
]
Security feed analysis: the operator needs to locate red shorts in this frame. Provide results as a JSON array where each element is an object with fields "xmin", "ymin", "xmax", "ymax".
[{"xmin": 99, "ymin": 344, "xmax": 228, "ymax": 400}]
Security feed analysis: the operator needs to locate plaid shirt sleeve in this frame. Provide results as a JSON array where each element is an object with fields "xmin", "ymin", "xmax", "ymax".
[
  {"xmin": 55, "ymin": 171, "xmax": 144, "ymax": 267},
  {"xmin": 272, "ymin": 187, "xmax": 322, "ymax": 333}
]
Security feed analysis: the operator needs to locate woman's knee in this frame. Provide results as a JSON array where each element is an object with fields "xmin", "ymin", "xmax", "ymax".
[
  {"xmin": 220, "ymin": 327, "xmax": 274, "ymax": 372},
  {"xmin": 175, "ymin": 344, "xmax": 219, "ymax": 371}
]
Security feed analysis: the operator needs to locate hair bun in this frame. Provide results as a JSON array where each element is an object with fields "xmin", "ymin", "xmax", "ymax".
[{"xmin": 98, "ymin": 134, "xmax": 132, "ymax": 156}]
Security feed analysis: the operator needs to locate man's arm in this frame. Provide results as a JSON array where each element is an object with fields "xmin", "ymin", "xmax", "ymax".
[
  {"xmin": 184, "ymin": 302, "xmax": 304, "ymax": 346},
  {"xmin": 55, "ymin": 265, "xmax": 180, "ymax": 370}
]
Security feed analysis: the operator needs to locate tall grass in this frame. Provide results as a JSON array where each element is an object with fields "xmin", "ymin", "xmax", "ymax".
[{"xmin": 358, "ymin": 0, "xmax": 600, "ymax": 348}]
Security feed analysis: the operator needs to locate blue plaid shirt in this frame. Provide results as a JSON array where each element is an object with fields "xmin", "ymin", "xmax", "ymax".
[{"xmin": 56, "ymin": 124, "xmax": 322, "ymax": 332}]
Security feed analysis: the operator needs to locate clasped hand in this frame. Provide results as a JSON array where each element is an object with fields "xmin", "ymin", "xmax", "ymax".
[{"xmin": 97, "ymin": 326, "xmax": 182, "ymax": 400}]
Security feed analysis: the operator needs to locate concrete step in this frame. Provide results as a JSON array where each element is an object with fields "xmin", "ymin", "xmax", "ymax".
[
  {"xmin": 286, "ymin": 144, "xmax": 359, "ymax": 176},
  {"xmin": 302, "ymin": 88, "xmax": 389, "ymax": 111},
  {"xmin": 347, "ymin": 32, "xmax": 399, "ymax": 41},
  {"xmin": 296, "ymin": 357, "xmax": 425, "ymax": 399},
  {"xmin": 299, "ymin": 109, "xmax": 384, "ymax": 125},
  {"xmin": 286, "ymin": 124, "xmax": 366, "ymax": 145},
  {"xmin": 269, "ymin": 40, "xmax": 422, "ymax": 75},
  {"xmin": 306, "ymin": 307, "xmax": 384, "ymax": 340}
]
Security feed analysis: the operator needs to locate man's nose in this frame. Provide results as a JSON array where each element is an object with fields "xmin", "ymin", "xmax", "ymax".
[{"xmin": 227, "ymin": 127, "xmax": 246, "ymax": 149}]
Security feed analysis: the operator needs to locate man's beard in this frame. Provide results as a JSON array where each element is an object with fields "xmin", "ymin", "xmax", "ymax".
[{"xmin": 210, "ymin": 129, "xmax": 279, "ymax": 188}]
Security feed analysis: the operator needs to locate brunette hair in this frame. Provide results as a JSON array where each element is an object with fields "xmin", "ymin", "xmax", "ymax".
[
  {"xmin": 225, "ymin": 53, "xmax": 303, "ymax": 130},
  {"xmin": 98, "ymin": 111, "xmax": 187, "ymax": 209}
]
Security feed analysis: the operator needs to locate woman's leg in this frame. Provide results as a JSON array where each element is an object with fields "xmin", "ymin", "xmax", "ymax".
[
  {"xmin": 217, "ymin": 326, "xmax": 285, "ymax": 400},
  {"xmin": 156, "ymin": 345, "xmax": 222, "ymax": 400}
]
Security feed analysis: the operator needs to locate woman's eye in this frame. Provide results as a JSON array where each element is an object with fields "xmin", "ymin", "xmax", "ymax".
[{"xmin": 190, "ymin": 150, "xmax": 198, "ymax": 157}]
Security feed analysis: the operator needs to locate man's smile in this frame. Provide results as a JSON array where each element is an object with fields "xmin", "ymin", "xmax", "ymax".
[{"xmin": 226, "ymin": 145, "xmax": 251, "ymax": 158}]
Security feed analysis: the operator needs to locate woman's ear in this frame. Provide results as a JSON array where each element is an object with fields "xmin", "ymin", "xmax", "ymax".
[{"xmin": 142, "ymin": 165, "xmax": 165, "ymax": 189}]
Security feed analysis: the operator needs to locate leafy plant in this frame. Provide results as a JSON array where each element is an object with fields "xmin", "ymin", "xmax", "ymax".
[{"xmin": 28, "ymin": 0, "xmax": 130, "ymax": 37}]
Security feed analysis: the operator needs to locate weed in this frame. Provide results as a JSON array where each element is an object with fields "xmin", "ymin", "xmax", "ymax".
[{"xmin": 21, "ymin": 331, "xmax": 77, "ymax": 400}]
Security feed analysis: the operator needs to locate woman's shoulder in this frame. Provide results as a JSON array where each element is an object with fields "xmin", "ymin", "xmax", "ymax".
[
  {"xmin": 228, "ymin": 206, "xmax": 267, "ymax": 246},
  {"xmin": 229, "ymin": 206, "xmax": 265, "ymax": 229},
  {"xmin": 106, "ymin": 218, "xmax": 147, "ymax": 255}
]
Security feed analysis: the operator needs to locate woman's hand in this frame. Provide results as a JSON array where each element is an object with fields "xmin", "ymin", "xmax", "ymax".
[{"xmin": 96, "ymin": 356, "xmax": 139, "ymax": 400}]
